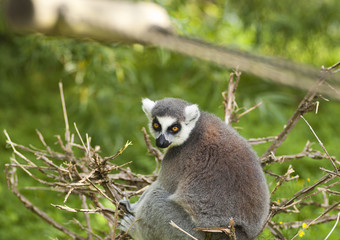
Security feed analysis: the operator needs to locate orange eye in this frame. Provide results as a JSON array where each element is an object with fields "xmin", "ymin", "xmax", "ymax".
[
  {"xmin": 172, "ymin": 126, "xmax": 179, "ymax": 132},
  {"xmin": 153, "ymin": 122, "xmax": 159, "ymax": 129}
]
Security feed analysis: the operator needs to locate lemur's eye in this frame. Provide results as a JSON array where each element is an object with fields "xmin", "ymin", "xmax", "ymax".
[
  {"xmin": 169, "ymin": 124, "xmax": 181, "ymax": 133},
  {"xmin": 153, "ymin": 122, "xmax": 160, "ymax": 129},
  {"xmin": 152, "ymin": 120, "xmax": 161, "ymax": 131},
  {"xmin": 172, "ymin": 126, "xmax": 179, "ymax": 132}
]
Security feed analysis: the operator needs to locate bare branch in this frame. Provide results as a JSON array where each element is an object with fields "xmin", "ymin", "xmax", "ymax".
[
  {"xmin": 142, "ymin": 127, "xmax": 163, "ymax": 175},
  {"xmin": 222, "ymin": 70, "xmax": 241, "ymax": 125}
]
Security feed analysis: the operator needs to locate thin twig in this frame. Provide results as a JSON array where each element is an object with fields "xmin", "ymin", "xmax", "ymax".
[
  {"xmin": 237, "ymin": 101, "xmax": 263, "ymax": 119},
  {"xmin": 103, "ymin": 141, "xmax": 132, "ymax": 163},
  {"xmin": 324, "ymin": 213, "xmax": 340, "ymax": 240},
  {"xmin": 74, "ymin": 122, "xmax": 90, "ymax": 156},
  {"xmin": 248, "ymin": 136, "xmax": 277, "ymax": 145},
  {"xmin": 169, "ymin": 221, "xmax": 199, "ymax": 240},
  {"xmin": 270, "ymin": 165, "xmax": 296, "ymax": 197},
  {"xmin": 142, "ymin": 127, "xmax": 163, "ymax": 175},
  {"xmin": 81, "ymin": 194, "xmax": 93, "ymax": 240},
  {"xmin": 112, "ymin": 201, "xmax": 120, "ymax": 240},
  {"xmin": 276, "ymin": 214, "xmax": 340, "ymax": 229},
  {"xmin": 59, "ymin": 82, "xmax": 71, "ymax": 150},
  {"xmin": 72, "ymin": 218, "xmax": 103, "ymax": 240},
  {"xmin": 300, "ymin": 115, "xmax": 338, "ymax": 174}
]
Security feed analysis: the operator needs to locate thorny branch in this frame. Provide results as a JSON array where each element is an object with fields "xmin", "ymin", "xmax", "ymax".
[{"xmin": 3, "ymin": 61, "xmax": 340, "ymax": 239}]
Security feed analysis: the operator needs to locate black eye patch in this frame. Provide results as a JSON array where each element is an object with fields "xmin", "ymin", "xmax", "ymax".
[
  {"xmin": 168, "ymin": 123, "xmax": 181, "ymax": 134},
  {"xmin": 152, "ymin": 118, "xmax": 161, "ymax": 131}
]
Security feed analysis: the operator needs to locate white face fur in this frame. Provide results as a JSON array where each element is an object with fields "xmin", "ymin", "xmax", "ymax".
[{"xmin": 142, "ymin": 98, "xmax": 200, "ymax": 148}]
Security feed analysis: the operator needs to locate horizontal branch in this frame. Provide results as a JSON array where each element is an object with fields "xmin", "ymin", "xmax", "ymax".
[
  {"xmin": 261, "ymin": 141, "xmax": 330, "ymax": 166},
  {"xmin": 275, "ymin": 214, "xmax": 340, "ymax": 229},
  {"xmin": 248, "ymin": 136, "xmax": 277, "ymax": 145},
  {"xmin": 6, "ymin": 1, "xmax": 340, "ymax": 98},
  {"xmin": 52, "ymin": 204, "xmax": 116, "ymax": 214}
]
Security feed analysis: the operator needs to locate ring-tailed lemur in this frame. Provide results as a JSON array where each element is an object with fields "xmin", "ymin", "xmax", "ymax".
[{"xmin": 120, "ymin": 98, "xmax": 269, "ymax": 240}]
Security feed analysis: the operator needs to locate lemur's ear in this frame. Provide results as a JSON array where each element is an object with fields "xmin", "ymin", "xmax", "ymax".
[
  {"xmin": 184, "ymin": 104, "xmax": 200, "ymax": 124},
  {"xmin": 142, "ymin": 98, "xmax": 156, "ymax": 120}
]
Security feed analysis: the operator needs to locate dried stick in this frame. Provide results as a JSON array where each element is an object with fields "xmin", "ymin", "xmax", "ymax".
[
  {"xmin": 103, "ymin": 141, "xmax": 133, "ymax": 163},
  {"xmin": 193, "ymin": 218, "xmax": 237, "ymax": 239},
  {"xmin": 169, "ymin": 221, "xmax": 199, "ymax": 240},
  {"xmin": 51, "ymin": 204, "xmax": 116, "ymax": 214},
  {"xmin": 72, "ymin": 218, "xmax": 103, "ymax": 240},
  {"xmin": 227, "ymin": 218, "xmax": 237, "ymax": 240},
  {"xmin": 248, "ymin": 136, "xmax": 277, "ymax": 145},
  {"xmin": 237, "ymin": 101, "xmax": 263, "ymax": 119},
  {"xmin": 270, "ymin": 165, "xmax": 297, "ymax": 197},
  {"xmin": 222, "ymin": 70, "xmax": 262, "ymax": 125},
  {"xmin": 59, "ymin": 82, "xmax": 71, "ymax": 151},
  {"xmin": 267, "ymin": 221, "xmax": 287, "ymax": 240},
  {"xmin": 142, "ymin": 127, "xmax": 163, "ymax": 162}
]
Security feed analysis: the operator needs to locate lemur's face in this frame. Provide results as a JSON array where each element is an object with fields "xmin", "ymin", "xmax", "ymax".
[
  {"xmin": 142, "ymin": 98, "xmax": 200, "ymax": 149},
  {"xmin": 150, "ymin": 116, "xmax": 189, "ymax": 148}
]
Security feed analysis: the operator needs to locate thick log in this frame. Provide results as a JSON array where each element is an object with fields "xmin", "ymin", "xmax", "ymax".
[{"xmin": 6, "ymin": 0, "xmax": 172, "ymax": 42}]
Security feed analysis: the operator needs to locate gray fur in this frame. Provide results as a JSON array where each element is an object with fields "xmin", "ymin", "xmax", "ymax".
[
  {"xmin": 151, "ymin": 98, "xmax": 190, "ymax": 121},
  {"xmin": 120, "ymin": 98, "xmax": 270, "ymax": 240}
]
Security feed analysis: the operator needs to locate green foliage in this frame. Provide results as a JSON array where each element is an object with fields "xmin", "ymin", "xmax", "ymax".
[{"xmin": 0, "ymin": 0, "xmax": 339, "ymax": 239}]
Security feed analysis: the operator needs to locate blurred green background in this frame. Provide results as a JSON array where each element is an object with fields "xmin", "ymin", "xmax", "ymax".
[{"xmin": 1, "ymin": 0, "xmax": 339, "ymax": 239}]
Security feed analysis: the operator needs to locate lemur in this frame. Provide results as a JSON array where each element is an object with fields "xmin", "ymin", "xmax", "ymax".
[{"xmin": 120, "ymin": 98, "xmax": 269, "ymax": 240}]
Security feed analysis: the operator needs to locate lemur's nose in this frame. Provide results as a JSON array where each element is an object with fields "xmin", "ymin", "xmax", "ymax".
[{"xmin": 156, "ymin": 134, "xmax": 171, "ymax": 148}]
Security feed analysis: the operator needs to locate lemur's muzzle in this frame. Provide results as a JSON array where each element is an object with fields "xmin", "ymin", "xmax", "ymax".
[{"xmin": 156, "ymin": 134, "xmax": 171, "ymax": 148}]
